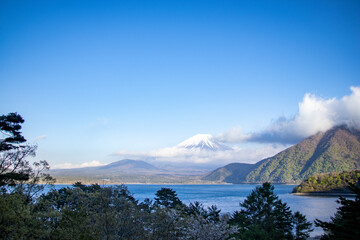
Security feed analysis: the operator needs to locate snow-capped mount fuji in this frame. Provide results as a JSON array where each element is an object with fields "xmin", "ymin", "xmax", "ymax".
[{"xmin": 177, "ymin": 134, "xmax": 232, "ymax": 151}]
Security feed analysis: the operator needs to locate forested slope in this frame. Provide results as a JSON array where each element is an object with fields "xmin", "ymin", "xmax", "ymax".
[
  {"xmin": 202, "ymin": 162, "xmax": 263, "ymax": 183},
  {"xmin": 206, "ymin": 126, "xmax": 360, "ymax": 184},
  {"xmin": 245, "ymin": 126, "xmax": 360, "ymax": 183},
  {"xmin": 293, "ymin": 170, "xmax": 360, "ymax": 193}
]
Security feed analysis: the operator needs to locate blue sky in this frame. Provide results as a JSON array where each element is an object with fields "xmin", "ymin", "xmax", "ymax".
[{"xmin": 1, "ymin": 0, "xmax": 359, "ymax": 168}]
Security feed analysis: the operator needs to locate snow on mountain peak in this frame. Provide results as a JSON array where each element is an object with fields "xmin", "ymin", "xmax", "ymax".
[{"xmin": 177, "ymin": 134, "xmax": 232, "ymax": 151}]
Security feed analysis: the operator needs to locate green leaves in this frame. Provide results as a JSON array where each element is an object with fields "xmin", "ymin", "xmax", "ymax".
[
  {"xmin": 230, "ymin": 182, "xmax": 313, "ymax": 240},
  {"xmin": 293, "ymin": 170, "xmax": 360, "ymax": 193},
  {"xmin": 154, "ymin": 187, "xmax": 184, "ymax": 209},
  {"xmin": 0, "ymin": 112, "xmax": 26, "ymax": 151},
  {"xmin": 246, "ymin": 126, "xmax": 360, "ymax": 184},
  {"xmin": 315, "ymin": 180, "xmax": 360, "ymax": 240},
  {"xmin": 32, "ymin": 185, "xmax": 237, "ymax": 239},
  {"xmin": 293, "ymin": 211, "xmax": 313, "ymax": 240},
  {"xmin": 2, "ymin": 183, "xmax": 317, "ymax": 240}
]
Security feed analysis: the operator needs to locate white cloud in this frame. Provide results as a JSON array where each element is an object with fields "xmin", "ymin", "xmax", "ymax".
[
  {"xmin": 219, "ymin": 86, "xmax": 360, "ymax": 144},
  {"xmin": 53, "ymin": 160, "xmax": 105, "ymax": 169},
  {"xmin": 33, "ymin": 135, "xmax": 48, "ymax": 142},
  {"xmin": 216, "ymin": 126, "xmax": 251, "ymax": 143},
  {"xmin": 112, "ymin": 86, "xmax": 360, "ymax": 166},
  {"xmin": 113, "ymin": 144, "xmax": 286, "ymax": 165}
]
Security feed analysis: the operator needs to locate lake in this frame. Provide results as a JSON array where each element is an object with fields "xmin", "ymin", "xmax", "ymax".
[{"xmin": 49, "ymin": 184, "xmax": 341, "ymax": 237}]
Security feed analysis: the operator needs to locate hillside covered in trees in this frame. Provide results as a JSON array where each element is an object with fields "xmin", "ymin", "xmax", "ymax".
[
  {"xmin": 201, "ymin": 162, "xmax": 264, "ymax": 183},
  {"xmin": 204, "ymin": 126, "xmax": 360, "ymax": 184},
  {"xmin": 293, "ymin": 170, "xmax": 360, "ymax": 194}
]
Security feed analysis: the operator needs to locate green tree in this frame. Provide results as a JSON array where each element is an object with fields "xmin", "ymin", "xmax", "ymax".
[
  {"xmin": 37, "ymin": 185, "xmax": 146, "ymax": 239},
  {"xmin": 0, "ymin": 112, "xmax": 26, "ymax": 151},
  {"xmin": 0, "ymin": 113, "xmax": 55, "ymax": 239},
  {"xmin": 73, "ymin": 181, "xmax": 101, "ymax": 193},
  {"xmin": 154, "ymin": 187, "xmax": 183, "ymax": 208},
  {"xmin": 293, "ymin": 211, "xmax": 313, "ymax": 240},
  {"xmin": 0, "ymin": 145, "xmax": 35, "ymax": 187},
  {"xmin": 230, "ymin": 182, "xmax": 313, "ymax": 240},
  {"xmin": 315, "ymin": 179, "xmax": 360, "ymax": 240},
  {"xmin": 0, "ymin": 192, "xmax": 42, "ymax": 239},
  {"xmin": 186, "ymin": 201, "xmax": 208, "ymax": 217},
  {"xmin": 182, "ymin": 213, "xmax": 237, "ymax": 240},
  {"xmin": 0, "ymin": 113, "xmax": 54, "ymax": 192},
  {"xmin": 36, "ymin": 186, "xmax": 96, "ymax": 240},
  {"xmin": 293, "ymin": 170, "xmax": 360, "ymax": 194},
  {"xmin": 34, "ymin": 184, "xmax": 238, "ymax": 240},
  {"xmin": 0, "ymin": 112, "xmax": 31, "ymax": 187},
  {"xmin": 186, "ymin": 201, "xmax": 221, "ymax": 223}
]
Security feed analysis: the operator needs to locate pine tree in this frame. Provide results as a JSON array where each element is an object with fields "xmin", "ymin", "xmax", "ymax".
[
  {"xmin": 315, "ymin": 179, "xmax": 360, "ymax": 240},
  {"xmin": 0, "ymin": 112, "xmax": 26, "ymax": 151},
  {"xmin": 154, "ymin": 187, "xmax": 183, "ymax": 208},
  {"xmin": 230, "ymin": 182, "xmax": 313, "ymax": 240}
]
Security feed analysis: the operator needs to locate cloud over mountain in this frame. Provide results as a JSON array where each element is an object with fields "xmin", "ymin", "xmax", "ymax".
[
  {"xmin": 114, "ymin": 87, "xmax": 360, "ymax": 165},
  {"xmin": 54, "ymin": 161, "xmax": 105, "ymax": 169},
  {"xmin": 218, "ymin": 86, "xmax": 360, "ymax": 144},
  {"xmin": 113, "ymin": 134, "xmax": 285, "ymax": 165}
]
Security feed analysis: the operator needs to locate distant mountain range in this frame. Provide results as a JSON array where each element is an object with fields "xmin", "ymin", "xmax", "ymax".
[
  {"xmin": 50, "ymin": 159, "xmax": 205, "ymax": 184},
  {"xmin": 203, "ymin": 126, "xmax": 360, "ymax": 184},
  {"xmin": 98, "ymin": 159, "xmax": 161, "ymax": 173},
  {"xmin": 51, "ymin": 158, "xmax": 209, "ymax": 176},
  {"xmin": 50, "ymin": 134, "xmax": 234, "ymax": 184},
  {"xmin": 51, "ymin": 126, "xmax": 360, "ymax": 184},
  {"xmin": 52, "ymin": 159, "xmax": 163, "ymax": 174}
]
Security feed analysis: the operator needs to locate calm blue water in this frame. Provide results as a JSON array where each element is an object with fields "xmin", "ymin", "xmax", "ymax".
[{"xmin": 49, "ymin": 184, "xmax": 341, "ymax": 237}]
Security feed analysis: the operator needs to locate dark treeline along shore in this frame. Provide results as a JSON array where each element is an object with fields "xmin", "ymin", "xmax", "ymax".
[{"xmin": 1, "ymin": 112, "xmax": 360, "ymax": 239}]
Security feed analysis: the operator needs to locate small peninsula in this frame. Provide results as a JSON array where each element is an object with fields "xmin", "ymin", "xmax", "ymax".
[{"xmin": 293, "ymin": 170, "xmax": 360, "ymax": 195}]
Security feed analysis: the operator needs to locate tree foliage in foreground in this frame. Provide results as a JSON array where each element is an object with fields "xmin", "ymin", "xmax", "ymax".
[
  {"xmin": 0, "ymin": 112, "xmax": 55, "ymax": 194},
  {"xmin": 315, "ymin": 179, "xmax": 360, "ymax": 240},
  {"xmin": 230, "ymin": 182, "xmax": 313, "ymax": 240},
  {"xmin": 154, "ymin": 187, "xmax": 184, "ymax": 209},
  {"xmin": 0, "ymin": 112, "xmax": 26, "ymax": 151},
  {"xmin": 15, "ymin": 183, "xmax": 236, "ymax": 240},
  {"xmin": 0, "ymin": 112, "xmax": 29, "ymax": 187}
]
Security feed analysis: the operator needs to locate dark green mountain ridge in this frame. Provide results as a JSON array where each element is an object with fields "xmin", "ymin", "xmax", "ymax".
[
  {"xmin": 201, "ymin": 161, "xmax": 265, "ymax": 183},
  {"xmin": 203, "ymin": 126, "xmax": 360, "ymax": 184}
]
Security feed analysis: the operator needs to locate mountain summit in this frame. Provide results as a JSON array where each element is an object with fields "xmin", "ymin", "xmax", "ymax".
[
  {"xmin": 177, "ymin": 134, "xmax": 232, "ymax": 151},
  {"xmin": 204, "ymin": 125, "xmax": 360, "ymax": 184},
  {"xmin": 246, "ymin": 125, "xmax": 360, "ymax": 183}
]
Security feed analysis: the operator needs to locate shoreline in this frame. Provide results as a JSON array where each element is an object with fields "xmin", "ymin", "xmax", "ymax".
[
  {"xmin": 50, "ymin": 181, "xmax": 232, "ymax": 185},
  {"xmin": 292, "ymin": 192, "xmax": 355, "ymax": 197}
]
